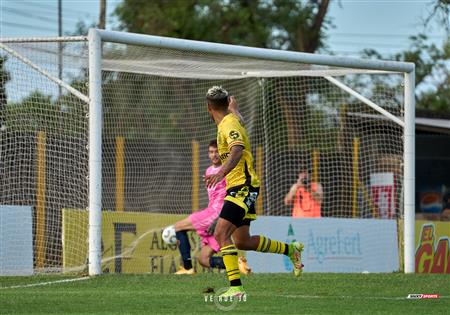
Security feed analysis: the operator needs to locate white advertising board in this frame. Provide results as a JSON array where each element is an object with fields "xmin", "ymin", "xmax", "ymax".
[
  {"xmin": 247, "ymin": 217, "xmax": 399, "ymax": 273},
  {"xmin": 0, "ymin": 205, "xmax": 33, "ymax": 275}
]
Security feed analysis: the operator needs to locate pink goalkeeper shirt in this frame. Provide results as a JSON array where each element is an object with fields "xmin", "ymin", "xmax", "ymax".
[{"xmin": 205, "ymin": 165, "xmax": 227, "ymax": 212}]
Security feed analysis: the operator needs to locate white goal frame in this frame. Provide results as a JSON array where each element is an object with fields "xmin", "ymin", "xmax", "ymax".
[{"xmin": 0, "ymin": 28, "xmax": 416, "ymax": 275}]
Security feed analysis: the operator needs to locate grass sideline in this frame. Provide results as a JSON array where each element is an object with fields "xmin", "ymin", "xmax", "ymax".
[{"xmin": 1, "ymin": 273, "xmax": 449, "ymax": 314}]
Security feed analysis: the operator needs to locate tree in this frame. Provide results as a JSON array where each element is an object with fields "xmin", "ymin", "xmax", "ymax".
[
  {"xmin": 424, "ymin": 0, "xmax": 450, "ymax": 35},
  {"xmin": 114, "ymin": 0, "xmax": 332, "ymax": 51},
  {"xmin": 418, "ymin": 0, "xmax": 450, "ymax": 113},
  {"xmin": 398, "ymin": 35, "xmax": 450, "ymax": 113},
  {"xmin": 361, "ymin": 33, "xmax": 450, "ymax": 113},
  {"xmin": 112, "ymin": 1, "xmax": 335, "ymax": 216},
  {"xmin": 98, "ymin": 0, "xmax": 107, "ymax": 29},
  {"xmin": 114, "ymin": 0, "xmax": 332, "ymax": 144},
  {"xmin": 0, "ymin": 56, "xmax": 10, "ymax": 128},
  {"xmin": 360, "ymin": 1, "xmax": 450, "ymax": 114},
  {"xmin": 269, "ymin": 0, "xmax": 330, "ymax": 52},
  {"xmin": 65, "ymin": 20, "xmax": 96, "ymax": 36}
]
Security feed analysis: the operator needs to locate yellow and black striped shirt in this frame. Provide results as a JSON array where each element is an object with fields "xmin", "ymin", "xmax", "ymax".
[{"xmin": 217, "ymin": 113, "xmax": 260, "ymax": 190}]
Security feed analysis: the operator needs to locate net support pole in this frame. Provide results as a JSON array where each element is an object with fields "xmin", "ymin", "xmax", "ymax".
[
  {"xmin": 191, "ymin": 140, "xmax": 200, "ymax": 212},
  {"xmin": 36, "ymin": 131, "xmax": 46, "ymax": 269},
  {"xmin": 324, "ymin": 76, "xmax": 404, "ymax": 128},
  {"xmin": 403, "ymin": 70, "xmax": 415, "ymax": 273},
  {"xmin": 352, "ymin": 138, "xmax": 359, "ymax": 218},
  {"xmin": 115, "ymin": 136, "xmax": 125, "ymax": 212},
  {"xmin": 97, "ymin": 30, "xmax": 414, "ymax": 73},
  {"xmin": 88, "ymin": 28, "xmax": 103, "ymax": 276},
  {"xmin": 0, "ymin": 43, "xmax": 89, "ymax": 104}
]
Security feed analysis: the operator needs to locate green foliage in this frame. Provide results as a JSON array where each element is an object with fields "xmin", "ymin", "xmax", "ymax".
[
  {"xmin": 269, "ymin": 0, "xmax": 331, "ymax": 52},
  {"xmin": 5, "ymin": 91, "xmax": 54, "ymax": 133},
  {"xmin": 394, "ymin": 34, "xmax": 449, "ymax": 86},
  {"xmin": 396, "ymin": 35, "xmax": 450, "ymax": 113},
  {"xmin": 114, "ymin": 0, "xmax": 332, "ymax": 52},
  {"xmin": 364, "ymin": 0, "xmax": 450, "ymax": 114},
  {"xmin": 418, "ymin": 78, "xmax": 450, "ymax": 112},
  {"xmin": 5, "ymin": 89, "xmax": 87, "ymax": 136},
  {"xmin": 361, "ymin": 34, "xmax": 450, "ymax": 113},
  {"xmin": 12, "ymin": 0, "xmax": 328, "ymax": 144},
  {"xmin": 65, "ymin": 20, "xmax": 97, "ymax": 36},
  {"xmin": 101, "ymin": 72, "xmax": 214, "ymax": 140}
]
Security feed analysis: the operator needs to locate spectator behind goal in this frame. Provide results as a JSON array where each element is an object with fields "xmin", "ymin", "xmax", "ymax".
[{"xmin": 284, "ymin": 169, "xmax": 323, "ymax": 218}]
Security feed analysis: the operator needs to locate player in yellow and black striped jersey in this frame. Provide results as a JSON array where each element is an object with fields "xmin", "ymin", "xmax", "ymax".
[
  {"xmin": 216, "ymin": 110, "xmax": 260, "ymax": 222},
  {"xmin": 217, "ymin": 113, "xmax": 260, "ymax": 188},
  {"xmin": 204, "ymin": 86, "xmax": 304, "ymax": 298}
]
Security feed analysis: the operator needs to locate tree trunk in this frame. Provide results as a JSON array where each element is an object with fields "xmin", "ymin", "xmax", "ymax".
[{"xmin": 98, "ymin": 0, "xmax": 107, "ymax": 29}]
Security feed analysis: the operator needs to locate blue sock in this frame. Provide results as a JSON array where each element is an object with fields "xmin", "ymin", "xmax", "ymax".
[
  {"xmin": 176, "ymin": 231, "xmax": 192, "ymax": 270},
  {"xmin": 209, "ymin": 256, "xmax": 225, "ymax": 269}
]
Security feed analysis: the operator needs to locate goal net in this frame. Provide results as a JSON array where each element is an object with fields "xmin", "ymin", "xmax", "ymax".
[{"xmin": 0, "ymin": 30, "xmax": 414, "ymax": 275}]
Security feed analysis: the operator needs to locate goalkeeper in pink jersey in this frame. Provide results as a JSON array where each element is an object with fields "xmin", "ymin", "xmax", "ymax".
[{"xmin": 171, "ymin": 139, "xmax": 251, "ymax": 275}]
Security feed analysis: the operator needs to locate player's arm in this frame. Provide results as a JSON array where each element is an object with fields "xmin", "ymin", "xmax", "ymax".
[
  {"xmin": 205, "ymin": 145, "xmax": 243, "ymax": 188},
  {"xmin": 228, "ymin": 96, "xmax": 245, "ymax": 123},
  {"xmin": 206, "ymin": 217, "xmax": 219, "ymax": 235},
  {"xmin": 284, "ymin": 183, "xmax": 299, "ymax": 205},
  {"xmin": 220, "ymin": 144, "xmax": 243, "ymax": 175},
  {"xmin": 311, "ymin": 182, "xmax": 323, "ymax": 203}
]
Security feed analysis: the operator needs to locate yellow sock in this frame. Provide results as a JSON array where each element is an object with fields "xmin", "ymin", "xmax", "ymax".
[
  {"xmin": 256, "ymin": 235, "xmax": 287, "ymax": 255},
  {"xmin": 220, "ymin": 244, "xmax": 241, "ymax": 285}
]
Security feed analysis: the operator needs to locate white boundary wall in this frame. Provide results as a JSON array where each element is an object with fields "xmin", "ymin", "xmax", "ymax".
[
  {"xmin": 247, "ymin": 217, "xmax": 400, "ymax": 273},
  {"xmin": 0, "ymin": 206, "xmax": 33, "ymax": 276}
]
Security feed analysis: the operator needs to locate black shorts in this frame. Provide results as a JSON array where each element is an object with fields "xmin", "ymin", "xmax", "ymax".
[{"xmin": 219, "ymin": 185, "xmax": 259, "ymax": 228}]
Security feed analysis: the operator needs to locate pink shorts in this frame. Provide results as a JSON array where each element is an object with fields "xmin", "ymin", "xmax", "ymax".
[{"xmin": 188, "ymin": 207, "xmax": 220, "ymax": 252}]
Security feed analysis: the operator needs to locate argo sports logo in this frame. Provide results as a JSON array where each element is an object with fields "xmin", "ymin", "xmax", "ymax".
[{"xmin": 407, "ymin": 294, "xmax": 440, "ymax": 299}]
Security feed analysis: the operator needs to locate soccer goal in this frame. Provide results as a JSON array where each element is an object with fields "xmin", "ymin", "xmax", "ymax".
[{"xmin": 0, "ymin": 29, "xmax": 415, "ymax": 275}]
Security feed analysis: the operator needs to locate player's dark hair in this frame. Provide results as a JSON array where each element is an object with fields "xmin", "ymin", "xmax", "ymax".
[
  {"xmin": 206, "ymin": 86, "xmax": 229, "ymax": 111},
  {"xmin": 208, "ymin": 139, "xmax": 217, "ymax": 148},
  {"xmin": 207, "ymin": 95, "xmax": 228, "ymax": 110}
]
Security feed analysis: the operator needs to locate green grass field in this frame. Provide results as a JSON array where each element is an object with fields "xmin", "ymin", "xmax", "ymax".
[{"xmin": 1, "ymin": 273, "xmax": 449, "ymax": 314}]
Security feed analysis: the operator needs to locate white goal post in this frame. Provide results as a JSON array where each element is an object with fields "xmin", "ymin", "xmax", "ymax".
[{"xmin": 0, "ymin": 28, "xmax": 415, "ymax": 275}]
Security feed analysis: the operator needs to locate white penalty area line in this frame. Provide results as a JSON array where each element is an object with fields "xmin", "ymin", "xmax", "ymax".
[
  {"xmin": 0, "ymin": 276, "xmax": 91, "ymax": 290},
  {"xmin": 273, "ymin": 294, "xmax": 450, "ymax": 300}
]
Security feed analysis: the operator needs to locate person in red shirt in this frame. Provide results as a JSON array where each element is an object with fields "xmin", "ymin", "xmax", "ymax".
[{"xmin": 284, "ymin": 169, "xmax": 323, "ymax": 218}]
